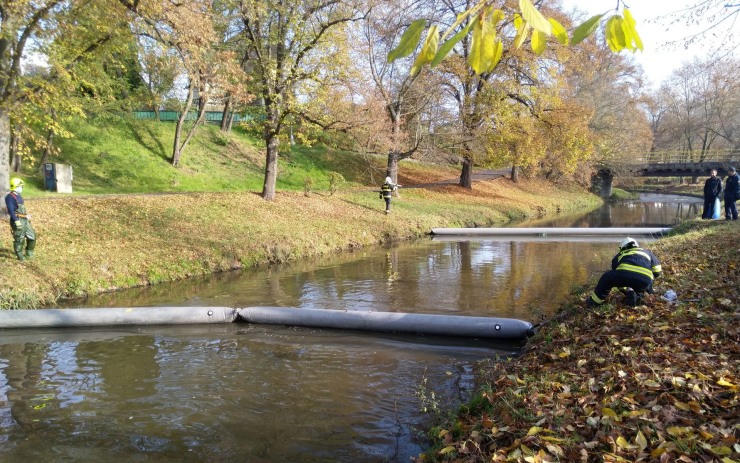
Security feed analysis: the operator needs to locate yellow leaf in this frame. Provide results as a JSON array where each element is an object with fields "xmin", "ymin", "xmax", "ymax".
[
  {"xmin": 616, "ymin": 436, "xmax": 634, "ymax": 449},
  {"xmin": 545, "ymin": 443, "xmax": 564, "ymax": 456},
  {"xmin": 531, "ymin": 30, "xmax": 547, "ymax": 55},
  {"xmin": 717, "ymin": 378, "xmax": 738, "ymax": 389},
  {"xmin": 527, "ymin": 426, "xmax": 543, "ymax": 436},
  {"xmin": 643, "ymin": 379, "xmax": 661, "ymax": 388},
  {"xmin": 438, "ymin": 429, "xmax": 449, "ymax": 438},
  {"xmin": 711, "ymin": 446, "xmax": 733, "ymax": 456},
  {"xmin": 541, "ymin": 436, "xmax": 567, "ymax": 443},
  {"xmin": 468, "ymin": 17, "xmax": 496, "ymax": 74},
  {"xmin": 519, "ymin": 0, "xmax": 552, "ymax": 35},
  {"xmin": 491, "ymin": 9, "xmax": 505, "ymax": 25},
  {"xmin": 667, "ymin": 426, "xmax": 693, "ymax": 437},
  {"xmin": 439, "ymin": 445, "xmax": 456, "ymax": 455},
  {"xmin": 674, "ymin": 401, "xmax": 690, "ymax": 411},
  {"xmin": 441, "ymin": 3, "xmax": 485, "ymax": 40},
  {"xmin": 651, "ymin": 447, "xmax": 667, "ymax": 458},
  {"xmin": 622, "ymin": 8, "xmax": 643, "ymax": 51},
  {"xmin": 549, "ymin": 18, "xmax": 568, "ymax": 45},
  {"xmin": 513, "ymin": 16, "xmax": 530, "ymax": 49},
  {"xmin": 410, "ymin": 25, "xmax": 439, "ymax": 76},
  {"xmin": 486, "ymin": 38, "xmax": 503, "ymax": 73},
  {"xmin": 605, "ymin": 15, "xmax": 626, "ymax": 52},
  {"xmin": 602, "ymin": 407, "xmax": 618, "ymax": 418},
  {"xmin": 635, "ymin": 431, "xmax": 648, "ymax": 451}
]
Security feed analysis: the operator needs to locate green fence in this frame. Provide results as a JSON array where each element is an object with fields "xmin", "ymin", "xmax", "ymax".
[{"xmin": 133, "ymin": 111, "xmax": 261, "ymax": 123}]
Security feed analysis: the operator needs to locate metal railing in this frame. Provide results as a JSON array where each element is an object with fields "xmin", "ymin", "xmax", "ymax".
[{"xmin": 633, "ymin": 150, "xmax": 739, "ymax": 165}]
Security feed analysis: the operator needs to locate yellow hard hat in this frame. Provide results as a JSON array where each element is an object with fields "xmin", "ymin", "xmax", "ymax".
[{"xmin": 9, "ymin": 178, "xmax": 24, "ymax": 190}]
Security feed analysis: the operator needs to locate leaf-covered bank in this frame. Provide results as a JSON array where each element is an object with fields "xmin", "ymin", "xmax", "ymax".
[
  {"xmin": 0, "ymin": 177, "xmax": 599, "ymax": 309},
  {"xmin": 419, "ymin": 220, "xmax": 739, "ymax": 463}
]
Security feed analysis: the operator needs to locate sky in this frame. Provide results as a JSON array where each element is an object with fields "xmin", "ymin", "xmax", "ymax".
[{"xmin": 560, "ymin": 0, "xmax": 740, "ymax": 88}]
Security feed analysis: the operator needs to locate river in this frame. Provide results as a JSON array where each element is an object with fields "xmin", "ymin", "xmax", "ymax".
[{"xmin": 0, "ymin": 194, "xmax": 701, "ymax": 462}]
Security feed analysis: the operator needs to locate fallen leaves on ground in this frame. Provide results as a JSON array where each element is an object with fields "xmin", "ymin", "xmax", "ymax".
[{"xmin": 421, "ymin": 221, "xmax": 739, "ymax": 463}]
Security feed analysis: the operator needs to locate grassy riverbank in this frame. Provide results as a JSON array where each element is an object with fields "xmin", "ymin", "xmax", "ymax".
[
  {"xmin": 419, "ymin": 219, "xmax": 740, "ymax": 463},
  {"xmin": 0, "ymin": 174, "xmax": 600, "ymax": 310},
  {"xmin": 1, "ymin": 117, "xmax": 603, "ymax": 309}
]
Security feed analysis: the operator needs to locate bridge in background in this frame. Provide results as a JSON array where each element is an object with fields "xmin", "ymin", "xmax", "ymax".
[
  {"xmin": 628, "ymin": 151, "xmax": 739, "ymax": 177},
  {"xmin": 594, "ymin": 151, "xmax": 738, "ymax": 197}
]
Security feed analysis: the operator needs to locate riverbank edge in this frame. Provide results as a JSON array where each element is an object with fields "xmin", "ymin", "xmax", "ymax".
[
  {"xmin": 1, "ymin": 177, "xmax": 601, "ymax": 310},
  {"xmin": 419, "ymin": 219, "xmax": 740, "ymax": 462}
]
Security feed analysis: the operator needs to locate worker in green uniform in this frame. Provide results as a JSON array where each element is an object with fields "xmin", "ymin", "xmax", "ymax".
[{"xmin": 4, "ymin": 178, "xmax": 36, "ymax": 261}]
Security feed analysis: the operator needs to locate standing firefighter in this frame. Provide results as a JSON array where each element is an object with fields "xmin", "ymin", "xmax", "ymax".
[
  {"xmin": 379, "ymin": 176, "xmax": 397, "ymax": 214},
  {"xmin": 588, "ymin": 237, "xmax": 662, "ymax": 307},
  {"xmin": 5, "ymin": 178, "xmax": 36, "ymax": 261}
]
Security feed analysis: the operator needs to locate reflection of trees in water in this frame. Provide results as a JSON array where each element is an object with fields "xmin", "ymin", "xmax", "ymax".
[
  {"xmin": 0, "ymin": 343, "xmax": 49, "ymax": 433},
  {"xmin": 0, "ymin": 336, "xmax": 161, "ymax": 456}
]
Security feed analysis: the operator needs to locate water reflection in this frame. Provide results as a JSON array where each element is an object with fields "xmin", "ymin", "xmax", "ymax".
[
  {"xmin": 518, "ymin": 193, "xmax": 701, "ymax": 228},
  {"xmin": 0, "ymin": 326, "xmax": 511, "ymax": 462}
]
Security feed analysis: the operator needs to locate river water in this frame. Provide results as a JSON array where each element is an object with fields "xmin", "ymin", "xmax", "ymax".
[{"xmin": 0, "ymin": 194, "xmax": 701, "ymax": 462}]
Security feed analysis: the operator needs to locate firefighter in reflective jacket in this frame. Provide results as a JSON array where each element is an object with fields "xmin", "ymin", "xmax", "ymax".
[
  {"xmin": 379, "ymin": 176, "xmax": 396, "ymax": 214},
  {"xmin": 5, "ymin": 178, "xmax": 37, "ymax": 261},
  {"xmin": 588, "ymin": 237, "xmax": 661, "ymax": 307}
]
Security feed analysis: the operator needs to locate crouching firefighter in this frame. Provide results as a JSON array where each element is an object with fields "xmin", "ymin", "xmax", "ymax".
[
  {"xmin": 588, "ymin": 237, "xmax": 661, "ymax": 307},
  {"xmin": 5, "ymin": 178, "xmax": 37, "ymax": 261}
]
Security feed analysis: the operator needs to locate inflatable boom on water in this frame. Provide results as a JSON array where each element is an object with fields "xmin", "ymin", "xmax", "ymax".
[{"xmin": 0, "ymin": 306, "xmax": 533, "ymax": 340}]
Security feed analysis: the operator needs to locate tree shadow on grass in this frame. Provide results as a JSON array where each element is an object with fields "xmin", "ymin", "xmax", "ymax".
[{"xmin": 124, "ymin": 119, "xmax": 169, "ymax": 162}]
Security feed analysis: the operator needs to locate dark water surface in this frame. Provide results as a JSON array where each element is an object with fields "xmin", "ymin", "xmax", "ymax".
[{"xmin": 0, "ymin": 194, "xmax": 701, "ymax": 462}]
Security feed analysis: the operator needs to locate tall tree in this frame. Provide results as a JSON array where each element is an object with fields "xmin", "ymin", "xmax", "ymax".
[
  {"xmin": 237, "ymin": 0, "xmax": 367, "ymax": 201},
  {"xmin": 650, "ymin": 58, "xmax": 740, "ymax": 163},
  {"xmin": 362, "ymin": 0, "xmax": 438, "ymax": 183},
  {"xmin": 0, "ymin": 0, "xmax": 129, "ymax": 189},
  {"xmin": 560, "ymin": 36, "xmax": 653, "ymax": 176}
]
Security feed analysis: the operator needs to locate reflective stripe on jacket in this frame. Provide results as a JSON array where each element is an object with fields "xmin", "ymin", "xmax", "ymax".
[
  {"xmin": 611, "ymin": 247, "xmax": 662, "ymax": 280},
  {"xmin": 381, "ymin": 183, "xmax": 394, "ymax": 199}
]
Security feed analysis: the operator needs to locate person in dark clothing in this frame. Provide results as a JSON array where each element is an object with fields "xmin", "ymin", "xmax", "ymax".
[
  {"xmin": 588, "ymin": 237, "xmax": 662, "ymax": 307},
  {"xmin": 379, "ymin": 176, "xmax": 397, "ymax": 214},
  {"xmin": 724, "ymin": 166, "xmax": 740, "ymax": 220},
  {"xmin": 4, "ymin": 178, "xmax": 36, "ymax": 261},
  {"xmin": 702, "ymin": 169, "xmax": 723, "ymax": 219}
]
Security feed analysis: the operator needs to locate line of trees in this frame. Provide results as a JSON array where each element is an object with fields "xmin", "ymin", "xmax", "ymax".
[{"xmin": 2, "ymin": 0, "xmax": 736, "ymax": 201}]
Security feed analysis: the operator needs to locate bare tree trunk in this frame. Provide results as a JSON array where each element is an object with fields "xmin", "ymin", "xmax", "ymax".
[
  {"xmin": 386, "ymin": 151, "xmax": 398, "ymax": 183},
  {"xmin": 9, "ymin": 125, "xmax": 20, "ymax": 172},
  {"xmin": 220, "ymin": 94, "xmax": 233, "ymax": 132},
  {"xmin": 385, "ymin": 112, "xmax": 401, "ymax": 182},
  {"xmin": 262, "ymin": 130, "xmax": 279, "ymax": 200},
  {"xmin": 154, "ymin": 106, "xmax": 161, "ymax": 122},
  {"xmin": 459, "ymin": 155, "xmax": 473, "ymax": 189},
  {"xmin": 38, "ymin": 129, "xmax": 55, "ymax": 172},
  {"xmin": 511, "ymin": 165, "xmax": 519, "ymax": 183},
  {"xmin": 0, "ymin": 109, "xmax": 10, "ymax": 189},
  {"xmin": 172, "ymin": 80, "xmax": 197, "ymax": 167}
]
